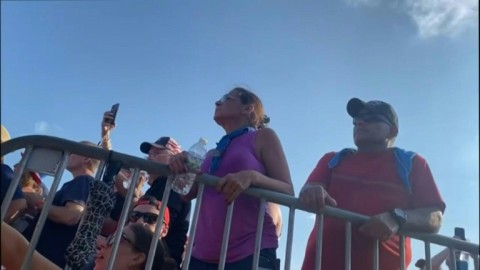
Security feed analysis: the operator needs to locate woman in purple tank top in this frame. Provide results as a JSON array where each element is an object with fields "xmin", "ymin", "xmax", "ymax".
[{"xmin": 169, "ymin": 87, "xmax": 294, "ymax": 270}]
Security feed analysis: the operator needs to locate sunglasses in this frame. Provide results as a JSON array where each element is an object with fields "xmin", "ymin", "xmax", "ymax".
[
  {"xmin": 129, "ymin": 211, "xmax": 160, "ymax": 225},
  {"xmin": 353, "ymin": 113, "xmax": 393, "ymax": 126},
  {"xmin": 106, "ymin": 232, "xmax": 141, "ymax": 252},
  {"xmin": 217, "ymin": 94, "xmax": 241, "ymax": 104}
]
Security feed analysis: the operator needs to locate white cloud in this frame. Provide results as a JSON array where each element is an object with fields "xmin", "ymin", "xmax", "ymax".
[
  {"xmin": 34, "ymin": 121, "xmax": 64, "ymax": 135},
  {"xmin": 406, "ymin": 0, "xmax": 478, "ymax": 38},
  {"xmin": 345, "ymin": 0, "xmax": 478, "ymax": 38},
  {"xmin": 34, "ymin": 121, "xmax": 49, "ymax": 134}
]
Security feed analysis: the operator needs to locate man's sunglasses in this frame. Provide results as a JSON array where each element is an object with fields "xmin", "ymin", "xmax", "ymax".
[
  {"xmin": 353, "ymin": 113, "xmax": 393, "ymax": 126},
  {"xmin": 129, "ymin": 211, "xmax": 160, "ymax": 225}
]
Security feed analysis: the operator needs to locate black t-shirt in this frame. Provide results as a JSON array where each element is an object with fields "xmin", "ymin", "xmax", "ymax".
[
  {"xmin": 1, "ymin": 164, "xmax": 24, "ymax": 203},
  {"xmin": 145, "ymin": 176, "xmax": 191, "ymax": 268}
]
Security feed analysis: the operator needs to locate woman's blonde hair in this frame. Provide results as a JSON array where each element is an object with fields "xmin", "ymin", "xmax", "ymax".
[
  {"xmin": 20, "ymin": 171, "xmax": 43, "ymax": 195},
  {"xmin": 1, "ymin": 125, "xmax": 10, "ymax": 143}
]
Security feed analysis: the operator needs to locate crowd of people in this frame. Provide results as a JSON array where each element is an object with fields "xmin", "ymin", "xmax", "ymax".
[{"xmin": 1, "ymin": 87, "xmax": 477, "ymax": 270}]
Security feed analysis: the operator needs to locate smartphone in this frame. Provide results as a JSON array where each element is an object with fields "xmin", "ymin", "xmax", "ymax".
[
  {"xmin": 454, "ymin": 227, "xmax": 465, "ymax": 240},
  {"xmin": 106, "ymin": 103, "xmax": 120, "ymax": 125}
]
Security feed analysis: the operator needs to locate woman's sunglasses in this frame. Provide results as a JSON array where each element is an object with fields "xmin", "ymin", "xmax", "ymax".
[{"xmin": 217, "ymin": 94, "xmax": 241, "ymax": 104}]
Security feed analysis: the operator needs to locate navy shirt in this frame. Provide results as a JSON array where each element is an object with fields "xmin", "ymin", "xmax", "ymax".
[
  {"xmin": 34, "ymin": 175, "xmax": 92, "ymax": 268},
  {"xmin": 1, "ymin": 163, "xmax": 24, "ymax": 203}
]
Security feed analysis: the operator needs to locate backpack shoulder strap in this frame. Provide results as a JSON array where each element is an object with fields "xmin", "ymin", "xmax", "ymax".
[
  {"xmin": 392, "ymin": 147, "xmax": 416, "ymax": 194},
  {"xmin": 327, "ymin": 147, "xmax": 416, "ymax": 194},
  {"xmin": 328, "ymin": 148, "xmax": 356, "ymax": 169}
]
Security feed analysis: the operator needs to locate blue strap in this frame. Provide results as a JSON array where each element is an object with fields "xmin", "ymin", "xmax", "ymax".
[
  {"xmin": 328, "ymin": 147, "xmax": 416, "ymax": 194},
  {"xmin": 392, "ymin": 147, "xmax": 416, "ymax": 194},
  {"xmin": 328, "ymin": 148, "xmax": 356, "ymax": 169},
  {"xmin": 209, "ymin": 126, "xmax": 256, "ymax": 174}
]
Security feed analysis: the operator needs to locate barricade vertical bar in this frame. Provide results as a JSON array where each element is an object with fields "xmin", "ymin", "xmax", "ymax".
[
  {"xmin": 345, "ymin": 222, "xmax": 352, "ymax": 270},
  {"xmin": 94, "ymin": 160, "xmax": 106, "ymax": 180},
  {"xmin": 145, "ymin": 176, "xmax": 173, "ymax": 270},
  {"xmin": 252, "ymin": 199, "xmax": 267, "ymax": 270},
  {"xmin": 21, "ymin": 150, "xmax": 69, "ymax": 270},
  {"xmin": 424, "ymin": 241, "xmax": 431, "ymax": 270},
  {"xmin": 218, "ymin": 201, "xmax": 235, "ymax": 270},
  {"xmin": 373, "ymin": 240, "xmax": 379, "ymax": 270},
  {"xmin": 106, "ymin": 168, "xmax": 140, "ymax": 270},
  {"xmin": 399, "ymin": 235, "xmax": 405, "ymax": 270},
  {"xmin": 1, "ymin": 146, "xmax": 33, "ymax": 222},
  {"xmin": 182, "ymin": 183, "xmax": 205, "ymax": 270},
  {"xmin": 314, "ymin": 213, "xmax": 324, "ymax": 270},
  {"xmin": 449, "ymin": 248, "xmax": 457, "ymax": 270},
  {"xmin": 284, "ymin": 207, "xmax": 295, "ymax": 270}
]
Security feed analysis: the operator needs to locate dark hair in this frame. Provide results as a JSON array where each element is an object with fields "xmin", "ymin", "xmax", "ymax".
[
  {"xmin": 231, "ymin": 87, "xmax": 270, "ymax": 129},
  {"xmin": 135, "ymin": 195, "xmax": 161, "ymax": 209},
  {"xmin": 128, "ymin": 223, "xmax": 171, "ymax": 269}
]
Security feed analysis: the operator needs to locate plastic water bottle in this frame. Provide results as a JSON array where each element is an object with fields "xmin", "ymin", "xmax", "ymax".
[
  {"xmin": 456, "ymin": 250, "xmax": 469, "ymax": 270},
  {"xmin": 171, "ymin": 138, "xmax": 208, "ymax": 195}
]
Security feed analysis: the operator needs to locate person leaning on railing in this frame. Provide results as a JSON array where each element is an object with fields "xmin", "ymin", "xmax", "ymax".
[
  {"xmin": 169, "ymin": 87, "xmax": 294, "ymax": 270},
  {"xmin": 299, "ymin": 98, "xmax": 446, "ymax": 270},
  {"xmin": 20, "ymin": 140, "xmax": 102, "ymax": 268},
  {"xmin": 139, "ymin": 136, "xmax": 190, "ymax": 269}
]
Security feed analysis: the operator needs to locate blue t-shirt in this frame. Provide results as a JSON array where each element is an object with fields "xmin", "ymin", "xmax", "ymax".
[
  {"xmin": 1, "ymin": 163, "xmax": 24, "ymax": 203},
  {"xmin": 34, "ymin": 175, "xmax": 92, "ymax": 268}
]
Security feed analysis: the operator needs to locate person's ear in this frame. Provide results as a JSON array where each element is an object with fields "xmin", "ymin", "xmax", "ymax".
[
  {"xmin": 242, "ymin": 104, "xmax": 255, "ymax": 114},
  {"xmin": 130, "ymin": 252, "xmax": 146, "ymax": 267},
  {"xmin": 387, "ymin": 126, "xmax": 398, "ymax": 139},
  {"xmin": 161, "ymin": 224, "xmax": 169, "ymax": 238}
]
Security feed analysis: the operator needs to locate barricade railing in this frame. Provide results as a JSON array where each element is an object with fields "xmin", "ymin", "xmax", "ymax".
[{"xmin": 2, "ymin": 135, "xmax": 479, "ymax": 270}]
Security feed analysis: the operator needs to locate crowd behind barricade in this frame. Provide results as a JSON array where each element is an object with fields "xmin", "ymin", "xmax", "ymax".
[{"xmin": 1, "ymin": 87, "xmax": 478, "ymax": 270}]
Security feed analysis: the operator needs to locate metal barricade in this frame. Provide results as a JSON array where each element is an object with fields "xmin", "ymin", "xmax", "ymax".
[{"xmin": 2, "ymin": 135, "xmax": 479, "ymax": 270}]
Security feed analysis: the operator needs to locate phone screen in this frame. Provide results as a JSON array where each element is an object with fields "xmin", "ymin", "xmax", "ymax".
[
  {"xmin": 454, "ymin": 227, "xmax": 465, "ymax": 240},
  {"xmin": 107, "ymin": 103, "xmax": 120, "ymax": 125}
]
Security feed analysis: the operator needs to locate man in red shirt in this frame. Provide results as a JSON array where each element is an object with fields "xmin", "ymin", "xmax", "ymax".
[{"xmin": 300, "ymin": 98, "xmax": 446, "ymax": 270}]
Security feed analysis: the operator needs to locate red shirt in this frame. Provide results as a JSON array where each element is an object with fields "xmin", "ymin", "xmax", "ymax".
[{"xmin": 301, "ymin": 149, "xmax": 445, "ymax": 270}]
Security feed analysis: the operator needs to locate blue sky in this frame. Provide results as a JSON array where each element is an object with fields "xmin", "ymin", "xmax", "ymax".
[{"xmin": 1, "ymin": 0, "xmax": 478, "ymax": 268}]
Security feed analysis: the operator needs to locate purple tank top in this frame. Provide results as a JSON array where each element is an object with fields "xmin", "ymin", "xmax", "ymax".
[{"xmin": 192, "ymin": 130, "xmax": 278, "ymax": 262}]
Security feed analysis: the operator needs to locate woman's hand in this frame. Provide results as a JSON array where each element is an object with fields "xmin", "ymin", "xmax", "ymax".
[
  {"xmin": 216, "ymin": 170, "xmax": 257, "ymax": 204},
  {"xmin": 168, "ymin": 152, "xmax": 190, "ymax": 174},
  {"xmin": 23, "ymin": 192, "xmax": 44, "ymax": 213}
]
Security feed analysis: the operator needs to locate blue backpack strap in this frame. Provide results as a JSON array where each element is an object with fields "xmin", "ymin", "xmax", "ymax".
[
  {"xmin": 392, "ymin": 147, "xmax": 416, "ymax": 194},
  {"xmin": 328, "ymin": 148, "xmax": 356, "ymax": 169},
  {"xmin": 328, "ymin": 147, "xmax": 416, "ymax": 194}
]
